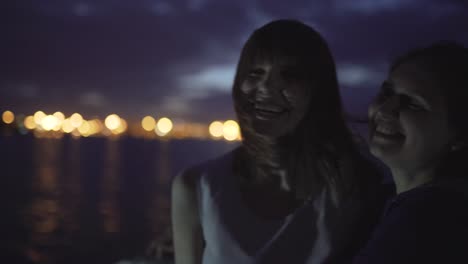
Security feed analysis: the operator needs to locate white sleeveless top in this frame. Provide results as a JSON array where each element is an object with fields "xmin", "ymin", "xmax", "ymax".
[{"xmin": 196, "ymin": 149, "xmax": 364, "ymax": 264}]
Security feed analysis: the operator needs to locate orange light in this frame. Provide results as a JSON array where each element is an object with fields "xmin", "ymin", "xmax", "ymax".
[
  {"xmin": 88, "ymin": 119, "xmax": 103, "ymax": 135},
  {"xmin": 24, "ymin": 115, "xmax": 36, "ymax": 129},
  {"xmin": 2, "ymin": 110, "xmax": 15, "ymax": 124},
  {"xmin": 114, "ymin": 118, "xmax": 127, "ymax": 134},
  {"xmin": 105, "ymin": 114, "xmax": 120, "ymax": 130},
  {"xmin": 223, "ymin": 120, "xmax": 240, "ymax": 141},
  {"xmin": 70, "ymin": 113, "xmax": 83, "ymax": 128},
  {"xmin": 52, "ymin": 112, "xmax": 65, "ymax": 131},
  {"xmin": 41, "ymin": 115, "xmax": 59, "ymax": 131},
  {"xmin": 78, "ymin": 120, "xmax": 91, "ymax": 136},
  {"xmin": 71, "ymin": 129, "xmax": 81, "ymax": 137},
  {"xmin": 155, "ymin": 117, "xmax": 173, "ymax": 136},
  {"xmin": 209, "ymin": 121, "xmax": 224, "ymax": 138},
  {"xmin": 141, "ymin": 116, "xmax": 156, "ymax": 131},
  {"xmin": 61, "ymin": 119, "xmax": 74, "ymax": 133},
  {"xmin": 34, "ymin": 111, "xmax": 46, "ymax": 125},
  {"xmin": 53, "ymin": 112, "xmax": 65, "ymax": 122}
]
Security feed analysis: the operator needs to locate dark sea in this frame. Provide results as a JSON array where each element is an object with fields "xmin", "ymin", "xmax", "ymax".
[{"xmin": 1, "ymin": 133, "xmax": 237, "ymax": 263}]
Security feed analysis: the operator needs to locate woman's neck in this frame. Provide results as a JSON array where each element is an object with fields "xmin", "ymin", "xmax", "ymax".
[
  {"xmin": 247, "ymin": 135, "xmax": 289, "ymax": 166},
  {"xmin": 391, "ymin": 166, "xmax": 436, "ymax": 194},
  {"xmin": 240, "ymin": 128, "xmax": 315, "ymax": 195},
  {"xmin": 243, "ymin": 138, "xmax": 293, "ymax": 190}
]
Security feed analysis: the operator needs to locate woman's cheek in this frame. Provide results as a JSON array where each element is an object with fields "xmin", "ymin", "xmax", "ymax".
[
  {"xmin": 240, "ymin": 80, "xmax": 256, "ymax": 95},
  {"xmin": 284, "ymin": 87, "xmax": 309, "ymax": 106},
  {"xmin": 368, "ymin": 100, "xmax": 380, "ymax": 120}
]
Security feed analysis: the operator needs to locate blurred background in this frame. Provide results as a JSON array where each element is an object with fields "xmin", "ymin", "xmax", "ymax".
[{"xmin": 1, "ymin": 0, "xmax": 468, "ymax": 263}]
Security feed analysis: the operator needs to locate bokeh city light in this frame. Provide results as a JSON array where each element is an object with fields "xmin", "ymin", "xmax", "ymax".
[
  {"xmin": 222, "ymin": 120, "xmax": 240, "ymax": 141},
  {"xmin": 70, "ymin": 113, "xmax": 83, "ymax": 128},
  {"xmin": 105, "ymin": 114, "xmax": 121, "ymax": 131},
  {"xmin": 24, "ymin": 116, "xmax": 36, "ymax": 130},
  {"xmin": 34, "ymin": 111, "xmax": 46, "ymax": 125},
  {"xmin": 113, "ymin": 118, "xmax": 127, "ymax": 135},
  {"xmin": 2, "ymin": 109, "xmax": 241, "ymax": 141},
  {"xmin": 2, "ymin": 110, "xmax": 15, "ymax": 124},
  {"xmin": 62, "ymin": 119, "xmax": 74, "ymax": 133},
  {"xmin": 209, "ymin": 121, "xmax": 224, "ymax": 138},
  {"xmin": 155, "ymin": 117, "xmax": 173, "ymax": 136},
  {"xmin": 78, "ymin": 120, "xmax": 91, "ymax": 136},
  {"xmin": 41, "ymin": 115, "xmax": 59, "ymax": 131},
  {"xmin": 141, "ymin": 116, "xmax": 156, "ymax": 132}
]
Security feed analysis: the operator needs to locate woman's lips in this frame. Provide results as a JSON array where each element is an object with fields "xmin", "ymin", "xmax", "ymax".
[
  {"xmin": 372, "ymin": 123, "xmax": 405, "ymax": 141},
  {"xmin": 254, "ymin": 104, "xmax": 288, "ymax": 120},
  {"xmin": 375, "ymin": 125, "xmax": 402, "ymax": 136}
]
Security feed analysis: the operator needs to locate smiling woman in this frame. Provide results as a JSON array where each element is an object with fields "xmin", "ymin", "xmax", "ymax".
[
  {"xmin": 237, "ymin": 56, "xmax": 310, "ymax": 138},
  {"xmin": 171, "ymin": 19, "xmax": 387, "ymax": 264},
  {"xmin": 354, "ymin": 42, "xmax": 468, "ymax": 263}
]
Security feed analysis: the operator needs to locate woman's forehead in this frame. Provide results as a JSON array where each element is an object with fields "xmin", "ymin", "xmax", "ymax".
[
  {"xmin": 390, "ymin": 61, "xmax": 445, "ymax": 103},
  {"xmin": 250, "ymin": 51, "xmax": 305, "ymax": 66}
]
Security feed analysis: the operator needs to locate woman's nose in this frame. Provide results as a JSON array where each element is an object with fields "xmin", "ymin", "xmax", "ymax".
[
  {"xmin": 256, "ymin": 73, "xmax": 283, "ymax": 99},
  {"xmin": 376, "ymin": 95, "xmax": 401, "ymax": 120}
]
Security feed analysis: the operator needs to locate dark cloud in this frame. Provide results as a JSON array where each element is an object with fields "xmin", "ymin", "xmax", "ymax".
[
  {"xmin": 1, "ymin": 0, "xmax": 250, "ymax": 120},
  {"xmin": 324, "ymin": 0, "xmax": 468, "ymax": 117},
  {"xmin": 323, "ymin": 2, "xmax": 468, "ymax": 64},
  {"xmin": 178, "ymin": 91, "xmax": 234, "ymax": 122},
  {"xmin": 1, "ymin": 0, "xmax": 468, "ymax": 122}
]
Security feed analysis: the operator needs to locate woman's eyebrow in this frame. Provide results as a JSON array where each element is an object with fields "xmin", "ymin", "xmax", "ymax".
[
  {"xmin": 382, "ymin": 79, "xmax": 430, "ymax": 104},
  {"xmin": 390, "ymin": 83, "xmax": 432, "ymax": 109},
  {"xmin": 402, "ymin": 91, "xmax": 431, "ymax": 107}
]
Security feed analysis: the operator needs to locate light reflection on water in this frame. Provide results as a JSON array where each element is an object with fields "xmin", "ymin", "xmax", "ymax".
[
  {"xmin": 100, "ymin": 139, "xmax": 120, "ymax": 234},
  {"xmin": 2, "ymin": 135, "xmax": 235, "ymax": 263},
  {"xmin": 28, "ymin": 139, "xmax": 62, "ymax": 263}
]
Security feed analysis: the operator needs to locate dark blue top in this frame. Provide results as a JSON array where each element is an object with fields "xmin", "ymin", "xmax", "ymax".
[{"xmin": 353, "ymin": 182, "xmax": 468, "ymax": 264}]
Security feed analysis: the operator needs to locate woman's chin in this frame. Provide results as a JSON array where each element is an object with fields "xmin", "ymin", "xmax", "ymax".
[
  {"xmin": 371, "ymin": 145, "xmax": 409, "ymax": 173},
  {"xmin": 251, "ymin": 122, "xmax": 290, "ymax": 138}
]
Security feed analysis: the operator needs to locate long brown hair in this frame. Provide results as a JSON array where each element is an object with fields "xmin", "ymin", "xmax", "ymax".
[{"xmin": 232, "ymin": 20, "xmax": 369, "ymax": 199}]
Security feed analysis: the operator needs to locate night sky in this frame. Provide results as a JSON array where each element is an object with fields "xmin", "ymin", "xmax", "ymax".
[{"xmin": 2, "ymin": 0, "xmax": 468, "ymax": 123}]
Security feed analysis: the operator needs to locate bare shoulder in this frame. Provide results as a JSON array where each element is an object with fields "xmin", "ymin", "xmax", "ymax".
[
  {"xmin": 172, "ymin": 165, "xmax": 203, "ymax": 200},
  {"xmin": 172, "ymin": 165, "xmax": 206, "ymax": 264},
  {"xmin": 173, "ymin": 148, "xmax": 238, "ymax": 193}
]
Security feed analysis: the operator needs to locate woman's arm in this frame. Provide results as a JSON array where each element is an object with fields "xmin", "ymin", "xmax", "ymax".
[{"xmin": 171, "ymin": 168, "xmax": 204, "ymax": 264}]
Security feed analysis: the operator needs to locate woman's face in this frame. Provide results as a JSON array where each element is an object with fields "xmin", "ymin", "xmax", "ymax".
[
  {"xmin": 368, "ymin": 60, "xmax": 455, "ymax": 173},
  {"xmin": 239, "ymin": 56, "xmax": 311, "ymax": 138}
]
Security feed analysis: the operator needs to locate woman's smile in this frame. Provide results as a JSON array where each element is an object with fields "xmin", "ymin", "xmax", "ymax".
[
  {"xmin": 254, "ymin": 103, "xmax": 289, "ymax": 120},
  {"xmin": 372, "ymin": 122, "xmax": 405, "ymax": 143}
]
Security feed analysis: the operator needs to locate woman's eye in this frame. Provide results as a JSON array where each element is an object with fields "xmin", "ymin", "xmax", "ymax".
[
  {"xmin": 406, "ymin": 101, "xmax": 424, "ymax": 111},
  {"xmin": 247, "ymin": 69, "xmax": 264, "ymax": 80},
  {"xmin": 400, "ymin": 96, "xmax": 424, "ymax": 111}
]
